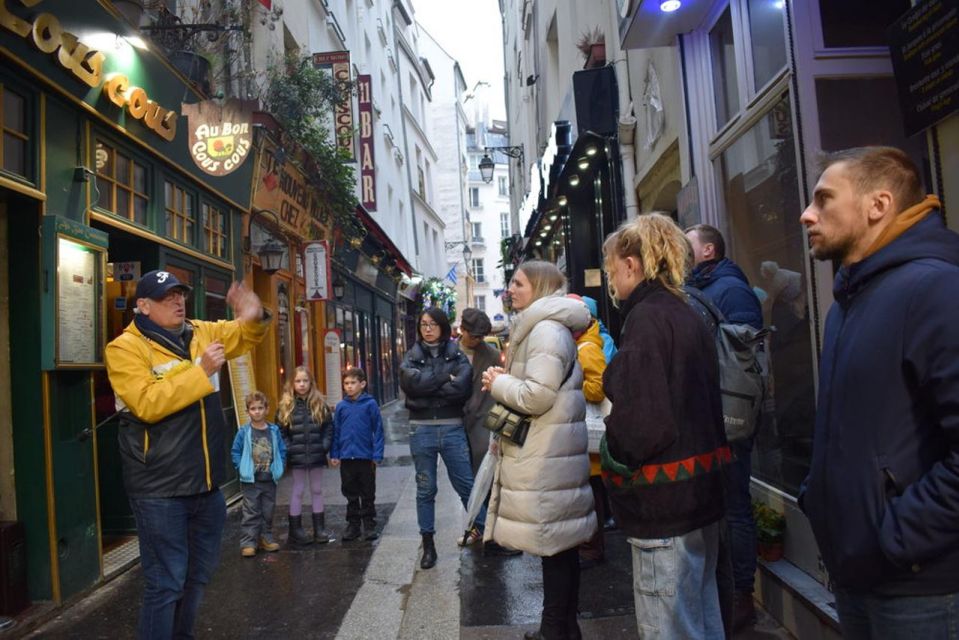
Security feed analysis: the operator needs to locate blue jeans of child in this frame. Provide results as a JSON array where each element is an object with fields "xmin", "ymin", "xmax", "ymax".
[
  {"xmin": 129, "ymin": 489, "xmax": 226, "ymax": 640},
  {"xmin": 629, "ymin": 521, "xmax": 724, "ymax": 639},
  {"xmin": 409, "ymin": 423, "xmax": 486, "ymax": 535},
  {"xmin": 726, "ymin": 438, "xmax": 757, "ymax": 592},
  {"xmin": 835, "ymin": 590, "xmax": 959, "ymax": 639}
]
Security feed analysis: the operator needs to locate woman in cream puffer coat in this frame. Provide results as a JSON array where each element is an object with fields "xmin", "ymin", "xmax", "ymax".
[{"xmin": 481, "ymin": 260, "xmax": 597, "ymax": 640}]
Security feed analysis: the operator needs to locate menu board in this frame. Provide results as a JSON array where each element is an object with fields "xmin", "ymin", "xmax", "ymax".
[
  {"xmin": 889, "ymin": 0, "xmax": 959, "ymax": 136},
  {"xmin": 324, "ymin": 330, "xmax": 343, "ymax": 406},
  {"xmin": 228, "ymin": 353, "xmax": 256, "ymax": 428},
  {"xmin": 57, "ymin": 238, "xmax": 98, "ymax": 363}
]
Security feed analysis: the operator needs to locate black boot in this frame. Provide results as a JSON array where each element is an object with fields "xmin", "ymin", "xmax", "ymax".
[
  {"xmin": 363, "ymin": 518, "xmax": 379, "ymax": 541},
  {"xmin": 288, "ymin": 515, "xmax": 313, "ymax": 546},
  {"xmin": 342, "ymin": 520, "xmax": 362, "ymax": 541},
  {"xmin": 420, "ymin": 533, "xmax": 437, "ymax": 569},
  {"xmin": 312, "ymin": 512, "xmax": 335, "ymax": 544}
]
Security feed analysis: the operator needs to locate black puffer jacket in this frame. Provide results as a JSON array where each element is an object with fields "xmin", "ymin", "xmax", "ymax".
[
  {"xmin": 280, "ymin": 398, "xmax": 332, "ymax": 468},
  {"xmin": 400, "ymin": 341, "xmax": 472, "ymax": 421}
]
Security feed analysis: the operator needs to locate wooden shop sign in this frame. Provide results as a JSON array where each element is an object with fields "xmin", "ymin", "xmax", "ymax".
[{"xmin": 182, "ymin": 99, "xmax": 254, "ymax": 176}]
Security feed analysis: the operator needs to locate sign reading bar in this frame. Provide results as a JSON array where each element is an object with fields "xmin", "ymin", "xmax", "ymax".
[
  {"xmin": 357, "ymin": 74, "xmax": 377, "ymax": 211},
  {"xmin": 889, "ymin": 0, "xmax": 959, "ymax": 136},
  {"xmin": 182, "ymin": 99, "xmax": 254, "ymax": 176},
  {"xmin": 312, "ymin": 51, "xmax": 355, "ymax": 160},
  {"xmin": 304, "ymin": 241, "xmax": 331, "ymax": 301}
]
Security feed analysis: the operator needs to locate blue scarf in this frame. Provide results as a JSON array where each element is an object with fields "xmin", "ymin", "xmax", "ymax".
[{"xmin": 134, "ymin": 314, "xmax": 193, "ymax": 359}]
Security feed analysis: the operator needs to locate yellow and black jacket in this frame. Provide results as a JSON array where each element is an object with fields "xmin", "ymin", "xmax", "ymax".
[{"xmin": 105, "ymin": 316, "xmax": 270, "ymax": 498}]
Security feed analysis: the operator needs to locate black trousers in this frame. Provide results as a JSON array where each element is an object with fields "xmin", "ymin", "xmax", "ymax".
[
  {"xmin": 540, "ymin": 546, "xmax": 582, "ymax": 640},
  {"xmin": 340, "ymin": 459, "xmax": 376, "ymax": 524}
]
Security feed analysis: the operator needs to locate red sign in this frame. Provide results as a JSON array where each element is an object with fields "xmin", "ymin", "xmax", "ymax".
[
  {"xmin": 312, "ymin": 51, "xmax": 355, "ymax": 160},
  {"xmin": 357, "ymin": 74, "xmax": 376, "ymax": 211}
]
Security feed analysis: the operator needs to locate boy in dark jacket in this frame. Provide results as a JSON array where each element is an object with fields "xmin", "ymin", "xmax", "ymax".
[{"xmin": 330, "ymin": 367, "xmax": 385, "ymax": 542}]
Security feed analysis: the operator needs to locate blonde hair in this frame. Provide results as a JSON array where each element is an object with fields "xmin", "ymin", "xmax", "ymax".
[
  {"xmin": 603, "ymin": 213, "xmax": 689, "ymax": 299},
  {"xmin": 277, "ymin": 366, "xmax": 331, "ymax": 426},
  {"xmin": 515, "ymin": 260, "xmax": 566, "ymax": 303}
]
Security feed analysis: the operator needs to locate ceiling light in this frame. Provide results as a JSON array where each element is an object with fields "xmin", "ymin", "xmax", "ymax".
[
  {"xmin": 660, "ymin": 0, "xmax": 681, "ymax": 12},
  {"xmin": 543, "ymin": 224, "xmax": 552, "ymax": 231},
  {"xmin": 585, "ymin": 146, "xmax": 598, "ymax": 156},
  {"xmin": 549, "ymin": 214, "xmax": 558, "ymax": 221},
  {"xmin": 568, "ymin": 175, "xmax": 580, "ymax": 187},
  {"xmin": 577, "ymin": 158, "xmax": 589, "ymax": 170},
  {"xmin": 535, "ymin": 240, "xmax": 543, "ymax": 246}
]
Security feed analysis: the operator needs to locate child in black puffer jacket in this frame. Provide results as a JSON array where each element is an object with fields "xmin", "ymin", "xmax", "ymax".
[{"xmin": 277, "ymin": 366, "xmax": 334, "ymax": 545}]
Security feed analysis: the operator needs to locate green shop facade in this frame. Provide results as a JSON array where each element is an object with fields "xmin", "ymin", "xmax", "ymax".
[{"xmin": 0, "ymin": 0, "xmax": 256, "ymax": 608}]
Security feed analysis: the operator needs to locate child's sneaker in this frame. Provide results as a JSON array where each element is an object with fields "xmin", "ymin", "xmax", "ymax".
[
  {"xmin": 458, "ymin": 526, "xmax": 482, "ymax": 547},
  {"xmin": 241, "ymin": 546, "xmax": 256, "ymax": 557},
  {"xmin": 258, "ymin": 537, "xmax": 280, "ymax": 552}
]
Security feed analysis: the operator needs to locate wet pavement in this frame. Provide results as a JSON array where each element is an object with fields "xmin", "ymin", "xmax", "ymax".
[{"xmin": 22, "ymin": 400, "xmax": 794, "ymax": 639}]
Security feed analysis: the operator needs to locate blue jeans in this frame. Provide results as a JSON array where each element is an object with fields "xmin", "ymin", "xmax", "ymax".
[
  {"xmin": 629, "ymin": 521, "xmax": 724, "ymax": 639},
  {"xmin": 409, "ymin": 423, "xmax": 486, "ymax": 535},
  {"xmin": 835, "ymin": 590, "xmax": 959, "ymax": 640},
  {"xmin": 726, "ymin": 438, "xmax": 757, "ymax": 592},
  {"xmin": 129, "ymin": 490, "xmax": 227, "ymax": 640}
]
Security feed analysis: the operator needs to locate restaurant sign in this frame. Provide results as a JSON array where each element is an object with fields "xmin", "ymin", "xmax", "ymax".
[
  {"xmin": 357, "ymin": 74, "xmax": 376, "ymax": 211},
  {"xmin": 312, "ymin": 51, "xmax": 355, "ymax": 160},
  {"xmin": 182, "ymin": 99, "xmax": 254, "ymax": 176},
  {"xmin": 253, "ymin": 139, "xmax": 327, "ymax": 239}
]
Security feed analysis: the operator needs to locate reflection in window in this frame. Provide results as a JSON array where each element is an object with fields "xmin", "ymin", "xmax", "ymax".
[
  {"xmin": 747, "ymin": 0, "xmax": 787, "ymax": 90},
  {"xmin": 710, "ymin": 7, "xmax": 740, "ymax": 128},
  {"xmin": 1, "ymin": 86, "xmax": 28, "ymax": 177},
  {"xmin": 165, "ymin": 181, "xmax": 194, "ymax": 244},
  {"xmin": 95, "ymin": 141, "xmax": 148, "ymax": 225},
  {"xmin": 718, "ymin": 94, "xmax": 815, "ymax": 496}
]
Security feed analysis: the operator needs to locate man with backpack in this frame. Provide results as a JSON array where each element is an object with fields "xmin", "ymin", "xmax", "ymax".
[{"xmin": 686, "ymin": 224, "xmax": 764, "ymax": 632}]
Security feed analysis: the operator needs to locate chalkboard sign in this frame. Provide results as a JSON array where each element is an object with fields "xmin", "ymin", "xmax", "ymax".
[{"xmin": 888, "ymin": 0, "xmax": 959, "ymax": 136}]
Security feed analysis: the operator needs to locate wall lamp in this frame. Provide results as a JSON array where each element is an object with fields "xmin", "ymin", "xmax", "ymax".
[
  {"xmin": 244, "ymin": 209, "xmax": 286, "ymax": 275},
  {"xmin": 479, "ymin": 146, "xmax": 524, "ymax": 183},
  {"xmin": 445, "ymin": 240, "xmax": 473, "ymax": 264}
]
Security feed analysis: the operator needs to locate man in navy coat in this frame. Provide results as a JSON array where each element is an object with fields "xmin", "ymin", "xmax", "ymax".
[{"xmin": 800, "ymin": 146, "xmax": 959, "ymax": 638}]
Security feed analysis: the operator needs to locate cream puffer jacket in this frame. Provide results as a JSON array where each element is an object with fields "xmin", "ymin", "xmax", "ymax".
[{"xmin": 485, "ymin": 294, "xmax": 597, "ymax": 556}]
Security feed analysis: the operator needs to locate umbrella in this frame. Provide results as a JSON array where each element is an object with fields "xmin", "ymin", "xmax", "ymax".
[{"xmin": 464, "ymin": 448, "xmax": 497, "ymax": 533}]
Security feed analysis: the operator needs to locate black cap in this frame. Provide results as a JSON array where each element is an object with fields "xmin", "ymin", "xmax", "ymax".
[
  {"xmin": 460, "ymin": 308, "xmax": 492, "ymax": 336},
  {"xmin": 135, "ymin": 270, "xmax": 192, "ymax": 300}
]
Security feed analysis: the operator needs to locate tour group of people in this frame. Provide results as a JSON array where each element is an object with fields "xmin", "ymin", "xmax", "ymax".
[{"xmin": 105, "ymin": 146, "xmax": 959, "ymax": 640}]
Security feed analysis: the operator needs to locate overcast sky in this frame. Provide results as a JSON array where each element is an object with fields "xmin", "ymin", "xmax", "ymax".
[{"xmin": 412, "ymin": 0, "xmax": 507, "ymax": 121}]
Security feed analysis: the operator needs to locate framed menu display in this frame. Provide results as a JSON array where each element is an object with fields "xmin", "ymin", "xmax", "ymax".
[{"xmin": 41, "ymin": 216, "xmax": 109, "ymax": 369}]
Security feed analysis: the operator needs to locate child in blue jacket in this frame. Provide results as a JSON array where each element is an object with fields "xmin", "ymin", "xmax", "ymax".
[
  {"xmin": 330, "ymin": 367, "xmax": 385, "ymax": 542},
  {"xmin": 231, "ymin": 391, "xmax": 287, "ymax": 557}
]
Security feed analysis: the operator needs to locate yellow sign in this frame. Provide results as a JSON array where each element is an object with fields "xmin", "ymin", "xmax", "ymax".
[{"xmin": 104, "ymin": 73, "xmax": 177, "ymax": 142}]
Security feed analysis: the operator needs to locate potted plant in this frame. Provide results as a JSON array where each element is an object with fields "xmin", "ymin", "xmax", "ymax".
[
  {"xmin": 753, "ymin": 501, "xmax": 786, "ymax": 562},
  {"xmin": 576, "ymin": 27, "xmax": 606, "ymax": 69}
]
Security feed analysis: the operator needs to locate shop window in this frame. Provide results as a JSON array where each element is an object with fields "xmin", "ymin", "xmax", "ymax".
[
  {"xmin": 710, "ymin": 7, "xmax": 740, "ymax": 128},
  {"xmin": 164, "ymin": 180, "xmax": 195, "ymax": 244},
  {"xmin": 717, "ymin": 94, "xmax": 816, "ymax": 496},
  {"xmin": 747, "ymin": 0, "xmax": 787, "ymax": 91},
  {"xmin": 95, "ymin": 140, "xmax": 149, "ymax": 226},
  {"xmin": 201, "ymin": 203, "xmax": 228, "ymax": 258},
  {"xmin": 818, "ymin": 0, "xmax": 910, "ymax": 49},
  {"xmin": 1, "ymin": 85, "xmax": 29, "ymax": 178}
]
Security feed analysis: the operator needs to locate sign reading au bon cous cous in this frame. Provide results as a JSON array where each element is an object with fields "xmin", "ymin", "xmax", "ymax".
[{"xmin": 182, "ymin": 99, "xmax": 255, "ymax": 176}]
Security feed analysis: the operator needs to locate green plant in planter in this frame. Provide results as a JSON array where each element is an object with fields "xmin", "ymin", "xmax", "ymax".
[{"xmin": 753, "ymin": 502, "xmax": 786, "ymax": 544}]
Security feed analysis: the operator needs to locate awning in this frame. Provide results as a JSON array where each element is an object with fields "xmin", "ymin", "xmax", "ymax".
[
  {"xmin": 355, "ymin": 204, "xmax": 414, "ymax": 276},
  {"xmin": 620, "ymin": 0, "xmax": 712, "ymax": 49}
]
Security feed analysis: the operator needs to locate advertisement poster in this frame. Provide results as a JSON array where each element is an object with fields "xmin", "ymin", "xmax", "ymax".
[
  {"xmin": 58, "ymin": 238, "xmax": 97, "ymax": 363},
  {"xmin": 228, "ymin": 353, "xmax": 256, "ymax": 428},
  {"xmin": 304, "ymin": 241, "xmax": 331, "ymax": 301}
]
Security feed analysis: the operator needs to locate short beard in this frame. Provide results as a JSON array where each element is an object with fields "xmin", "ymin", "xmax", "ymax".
[{"xmin": 810, "ymin": 234, "xmax": 856, "ymax": 264}]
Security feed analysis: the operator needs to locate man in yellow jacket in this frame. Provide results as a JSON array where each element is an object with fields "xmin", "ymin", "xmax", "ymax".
[{"xmin": 105, "ymin": 269, "xmax": 270, "ymax": 640}]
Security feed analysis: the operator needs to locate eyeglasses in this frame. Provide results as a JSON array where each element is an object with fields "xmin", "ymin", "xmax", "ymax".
[
  {"xmin": 158, "ymin": 289, "xmax": 188, "ymax": 303},
  {"xmin": 419, "ymin": 321, "xmax": 439, "ymax": 329}
]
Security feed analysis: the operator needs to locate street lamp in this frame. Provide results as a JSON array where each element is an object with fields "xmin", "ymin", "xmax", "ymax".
[
  {"xmin": 479, "ymin": 146, "xmax": 524, "ymax": 184},
  {"xmin": 244, "ymin": 209, "xmax": 287, "ymax": 275}
]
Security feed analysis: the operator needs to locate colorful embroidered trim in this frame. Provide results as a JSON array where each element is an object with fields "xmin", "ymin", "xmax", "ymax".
[{"xmin": 600, "ymin": 436, "xmax": 731, "ymax": 488}]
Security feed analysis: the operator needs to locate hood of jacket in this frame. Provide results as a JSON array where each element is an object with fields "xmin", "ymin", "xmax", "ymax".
[
  {"xmin": 343, "ymin": 392, "xmax": 377, "ymax": 408},
  {"xmin": 835, "ymin": 212, "xmax": 959, "ymax": 305},
  {"xmin": 510, "ymin": 294, "xmax": 590, "ymax": 351},
  {"xmin": 689, "ymin": 257, "xmax": 750, "ymax": 290}
]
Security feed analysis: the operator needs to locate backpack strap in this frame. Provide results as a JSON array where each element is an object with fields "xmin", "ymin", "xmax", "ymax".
[{"xmin": 684, "ymin": 285, "xmax": 727, "ymax": 324}]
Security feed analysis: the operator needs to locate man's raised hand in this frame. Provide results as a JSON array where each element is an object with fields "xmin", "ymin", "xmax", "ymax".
[{"xmin": 226, "ymin": 282, "xmax": 263, "ymax": 322}]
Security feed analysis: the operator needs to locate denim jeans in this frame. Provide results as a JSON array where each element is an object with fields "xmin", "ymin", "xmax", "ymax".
[
  {"xmin": 129, "ymin": 490, "xmax": 227, "ymax": 640},
  {"xmin": 629, "ymin": 521, "xmax": 723, "ymax": 639},
  {"xmin": 409, "ymin": 423, "xmax": 485, "ymax": 535},
  {"xmin": 835, "ymin": 590, "xmax": 959, "ymax": 640},
  {"xmin": 726, "ymin": 438, "xmax": 757, "ymax": 592}
]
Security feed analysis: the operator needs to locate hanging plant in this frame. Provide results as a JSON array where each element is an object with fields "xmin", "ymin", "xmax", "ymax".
[
  {"xmin": 418, "ymin": 277, "xmax": 458, "ymax": 322},
  {"xmin": 263, "ymin": 53, "xmax": 357, "ymax": 225}
]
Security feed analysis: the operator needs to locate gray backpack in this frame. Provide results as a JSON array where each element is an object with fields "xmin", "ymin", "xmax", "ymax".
[{"xmin": 685, "ymin": 286, "xmax": 768, "ymax": 442}]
